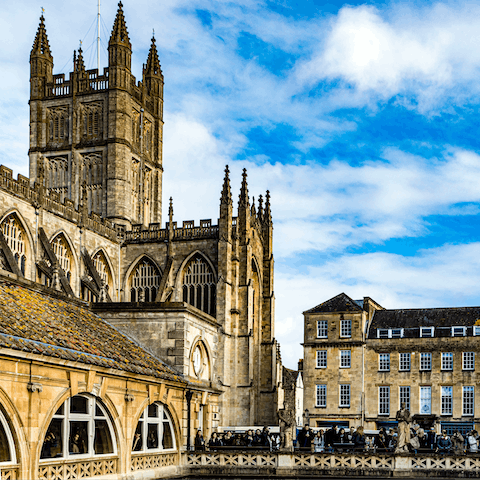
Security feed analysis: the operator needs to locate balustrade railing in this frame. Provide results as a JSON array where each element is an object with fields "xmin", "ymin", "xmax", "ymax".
[
  {"xmin": 131, "ymin": 452, "xmax": 178, "ymax": 471},
  {"xmin": 0, "ymin": 465, "xmax": 19, "ymax": 480},
  {"xmin": 38, "ymin": 457, "xmax": 117, "ymax": 480}
]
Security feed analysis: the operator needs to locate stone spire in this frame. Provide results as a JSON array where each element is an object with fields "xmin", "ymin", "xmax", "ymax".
[
  {"xmin": 220, "ymin": 165, "xmax": 232, "ymax": 205},
  {"xmin": 31, "ymin": 14, "xmax": 52, "ymax": 59},
  {"xmin": 145, "ymin": 35, "xmax": 162, "ymax": 76},
  {"xmin": 264, "ymin": 190, "xmax": 272, "ymax": 225},
  {"xmin": 75, "ymin": 47, "xmax": 86, "ymax": 77},
  {"xmin": 108, "ymin": 1, "xmax": 132, "ymax": 74},
  {"xmin": 251, "ymin": 196, "xmax": 256, "ymax": 218},
  {"xmin": 258, "ymin": 194, "xmax": 264, "ymax": 221},
  {"xmin": 109, "ymin": 2, "xmax": 131, "ymax": 47},
  {"xmin": 168, "ymin": 197, "xmax": 174, "ymax": 256},
  {"xmin": 238, "ymin": 168, "xmax": 249, "ymax": 209}
]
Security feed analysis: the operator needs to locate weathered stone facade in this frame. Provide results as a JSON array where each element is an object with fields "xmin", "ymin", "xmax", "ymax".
[
  {"xmin": 303, "ymin": 293, "xmax": 480, "ymax": 434},
  {"xmin": 0, "ymin": 2, "xmax": 281, "ymax": 454}
]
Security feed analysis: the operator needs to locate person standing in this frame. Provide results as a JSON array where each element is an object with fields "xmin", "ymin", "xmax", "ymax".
[{"xmin": 395, "ymin": 403, "xmax": 412, "ymax": 453}]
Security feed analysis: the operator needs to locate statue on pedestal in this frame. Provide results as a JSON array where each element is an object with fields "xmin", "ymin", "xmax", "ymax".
[{"xmin": 395, "ymin": 402, "xmax": 412, "ymax": 453}]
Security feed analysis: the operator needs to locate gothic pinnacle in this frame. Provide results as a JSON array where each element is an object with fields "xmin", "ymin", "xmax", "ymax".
[
  {"xmin": 145, "ymin": 35, "xmax": 162, "ymax": 76},
  {"xmin": 76, "ymin": 47, "xmax": 86, "ymax": 76},
  {"xmin": 238, "ymin": 168, "xmax": 249, "ymax": 209},
  {"xmin": 109, "ymin": 1, "xmax": 131, "ymax": 47},
  {"xmin": 168, "ymin": 196, "xmax": 174, "ymax": 223},
  {"xmin": 264, "ymin": 190, "xmax": 272, "ymax": 224},
  {"xmin": 258, "ymin": 194, "xmax": 264, "ymax": 220},
  {"xmin": 220, "ymin": 165, "xmax": 232, "ymax": 205},
  {"xmin": 31, "ymin": 14, "xmax": 52, "ymax": 58}
]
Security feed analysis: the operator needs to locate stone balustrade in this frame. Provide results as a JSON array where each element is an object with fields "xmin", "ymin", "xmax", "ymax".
[{"xmin": 5, "ymin": 450, "xmax": 480, "ymax": 480}]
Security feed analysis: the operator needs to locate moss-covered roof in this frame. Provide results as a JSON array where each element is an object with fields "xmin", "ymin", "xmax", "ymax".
[{"xmin": 0, "ymin": 280, "xmax": 186, "ymax": 384}]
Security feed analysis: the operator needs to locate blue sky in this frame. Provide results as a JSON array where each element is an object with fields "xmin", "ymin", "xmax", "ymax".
[{"xmin": 2, "ymin": 0, "xmax": 480, "ymax": 368}]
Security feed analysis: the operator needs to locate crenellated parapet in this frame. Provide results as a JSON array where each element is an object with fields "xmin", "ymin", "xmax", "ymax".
[{"xmin": 0, "ymin": 165, "xmax": 118, "ymax": 241}]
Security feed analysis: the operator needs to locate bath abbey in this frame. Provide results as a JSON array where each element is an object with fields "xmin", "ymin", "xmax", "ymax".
[{"xmin": 0, "ymin": 4, "xmax": 286, "ymax": 479}]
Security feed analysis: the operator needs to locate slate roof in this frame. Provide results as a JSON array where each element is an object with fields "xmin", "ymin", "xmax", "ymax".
[
  {"xmin": 0, "ymin": 279, "xmax": 186, "ymax": 383},
  {"xmin": 368, "ymin": 307, "xmax": 480, "ymax": 339},
  {"xmin": 304, "ymin": 293, "xmax": 363, "ymax": 314}
]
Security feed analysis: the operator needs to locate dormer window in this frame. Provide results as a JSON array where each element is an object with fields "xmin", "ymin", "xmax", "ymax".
[
  {"xmin": 377, "ymin": 328, "xmax": 404, "ymax": 339},
  {"xmin": 452, "ymin": 326, "xmax": 466, "ymax": 337},
  {"xmin": 420, "ymin": 327, "xmax": 434, "ymax": 338}
]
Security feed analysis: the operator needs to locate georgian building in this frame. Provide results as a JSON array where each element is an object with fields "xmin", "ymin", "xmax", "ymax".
[
  {"xmin": 303, "ymin": 293, "xmax": 480, "ymax": 435},
  {"xmin": 0, "ymin": 3, "xmax": 283, "ymax": 479}
]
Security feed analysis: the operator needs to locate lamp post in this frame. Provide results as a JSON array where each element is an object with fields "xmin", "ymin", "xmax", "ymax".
[{"xmin": 303, "ymin": 408, "xmax": 310, "ymax": 427}]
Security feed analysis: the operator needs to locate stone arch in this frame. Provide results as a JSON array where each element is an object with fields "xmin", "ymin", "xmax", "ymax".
[
  {"xmin": 0, "ymin": 386, "xmax": 28, "ymax": 477},
  {"xmin": 37, "ymin": 389, "xmax": 121, "ymax": 466},
  {"xmin": 83, "ymin": 248, "xmax": 116, "ymax": 302},
  {"xmin": 0, "ymin": 210, "xmax": 35, "ymax": 280},
  {"xmin": 130, "ymin": 397, "xmax": 179, "ymax": 454},
  {"xmin": 189, "ymin": 338, "xmax": 212, "ymax": 382},
  {"xmin": 174, "ymin": 251, "xmax": 217, "ymax": 317},
  {"xmin": 124, "ymin": 254, "xmax": 162, "ymax": 302},
  {"xmin": 48, "ymin": 231, "xmax": 78, "ymax": 291}
]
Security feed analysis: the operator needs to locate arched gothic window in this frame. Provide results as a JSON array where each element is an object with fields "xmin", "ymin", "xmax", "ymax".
[
  {"xmin": 1, "ymin": 215, "xmax": 27, "ymax": 275},
  {"xmin": 182, "ymin": 255, "xmax": 216, "ymax": 317},
  {"xmin": 51, "ymin": 235, "xmax": 72, "ymax": 282},
  {"xmin": 0, "ymin": 408, "xmax": 16, "ymax": 464},
  {"xmin": 132, "ymin": 403, "xmax": 175, "ymax": 453},
  {"xmin": 130, "ymin": 258, "xmax": 161, "ymax": 302},
  {"xmin": 40, "ymin": 395, "xmax": 116, "ymax": 460},
  {"xmin": 82, "ymin": 251, "xmax": 113, "ymax": 302}
]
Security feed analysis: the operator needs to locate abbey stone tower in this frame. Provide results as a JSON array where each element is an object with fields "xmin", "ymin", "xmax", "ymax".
[{"xmin": 0, "ymin": 2, "xmax": 282, "ymax": 430}]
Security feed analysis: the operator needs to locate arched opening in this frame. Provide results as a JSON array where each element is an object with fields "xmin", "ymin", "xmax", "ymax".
[
  {"xmin": 0, "ymin": 407, "xmax": 16, "ymax": 464},
  {"xmin": 129, "ymin": 257, "xmax": 161, "ymax": 302},
  {"xmin": 190, "ymin": 341, "xmax": 211, "ymax": 381},
  {"xmin": 40, "ymin": 395, "xmax": 116, "ymax": 460},
  {"xmin": 0, "ymin": 214, "xmax": 28, "ymax": 276},
  {"xmin": 50, "ymin": 234, "xmax": 73, "ymax": 283},
  {"xmin": 82, "ymin": 250, "xmax": 114, "ymax": 302},
  {"xmin": 132, "ymin": 403, "xmax": 176, "ymax": 453},
  {"xmin": 182, "ymin": 254, "xmax": 216, "ymax": 317}
]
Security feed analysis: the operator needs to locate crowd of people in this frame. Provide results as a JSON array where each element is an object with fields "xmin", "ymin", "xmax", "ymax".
[
  {"xmin": 296, "ymin": 424, "xmax": 480, "ymax": 454},
  {"xmin": 192, "ymin": 424, "xmax": 480, "ymax": 455},
  {"xmin": 194, "ymin": 427, "xmax": 281, "ymax": 451}
]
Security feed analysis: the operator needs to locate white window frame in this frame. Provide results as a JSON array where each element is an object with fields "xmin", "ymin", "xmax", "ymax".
[
  {"xmin": 316, "ymin": 385, "xmax": 327, "ymax": 408},
  {"xmin": 441, "ymin": 352, "xmax": 453, "ymax": 371},
  {"xmin": 379, "ymin": 386, "xmax": 390, "ymax": 415},
  {"xmin": 399, "ymin": 386, "xmax": 410, "ymax": 411},
  {"xmin": 39, "ymin": 395, "xmax": 117, "ymax": 462},
  {"xmin": 420, "ymin": 386, "xmax": 431, "ymax": 414},
  {"xmin": 132, "ymin": 403, "xmax": 177, "ymax": 453},
  {"xmin": 317, "ymin": 320, "xmax": 328, "ymax": 338},
  {"xmin": 340, "ymin": 319, "xmax": 352, "ymax": 338},
  {"xmin": 420, "ymin": 327, "xmax": 434, "ymax": 338},
  {"xmin": 463, "ymin": 386, "xmax": 475, "ymax": 416},
  {"xmin": 0, "ymin": 408, "xmax": 16, "ymax": 465},
  {"xmin": 399, "ymin": 353, "xmax": 411, "ymax": 372},
  {"xmin": 316, "ymin": 350, "xmax": 327, "ymax": 369},
  {"xmin": 377, "ymin": 329, "xmax": 389, "ymax": 339},
  {"xmin": 339, "ymin": 385, "xmax": 350, "ymax": 407},
  {"xmin": 377, "ymin": 328, "xmax": 404, "ymax": 339},
  {"xmin": 340, "ymin": 350, "xmax": 351, "ymax": 368},
  {"xmin": 474, "ymin": 326, "xmax": 480, "ymax": 336},
  {"xmin": 463, "ymin": 352, "xmax": 475, "ymax": 371},
  {"xmin": 451, "ymin": 326, "xmax": 466, "ymax": 337},
  {"xmin": 420, "ymin": 353, "xmax": 432, "ymax": 371},
  {"xmin": 441, "ymin": 386, "xmax": 453, "ymax": 416},
  {"xmin": 379, "ymin": 353, "xmax": 390, "ymax": 372}
]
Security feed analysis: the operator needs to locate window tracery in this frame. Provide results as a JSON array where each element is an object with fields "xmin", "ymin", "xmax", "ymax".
[
  {"xmin": 40, "ymin": 395, "xmax": 115, "ymax": 460},
  {"xmin": 182, "ymin": 255, "xmax": 216, "ymax": 317},
  {"xmin": 1, "ymin": 215, "xmax": 27, "ymax": 275},
  {"xmin": 132, "ymin": 403, "xmax": 175, "ymax": 453},
  {"xmin": 51, "ymin": 235, "xmax": 73, "ymax": 282},
  {"xmin": 81, "ymin": 102, "xmax": 103, "ymax": 140},
  {"xmin": 130, "ymin": 258, "xmax": 161, "ymax": 302},
  {"xmin": 45, "ymin": 156, "xmax": 69, "ymax": 201},
  {"xmin": 47, "ymin": 106, "xmax": 69, "ymax": 144},
  {"xmin": 81, "ymin": 153, "xmax": 103, "ymax": 215}
]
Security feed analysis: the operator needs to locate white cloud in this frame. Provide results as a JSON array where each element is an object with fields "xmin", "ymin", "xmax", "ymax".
[{"xmin": 298, "ymin": 3, "xmax": 480, "ymax": 110}]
